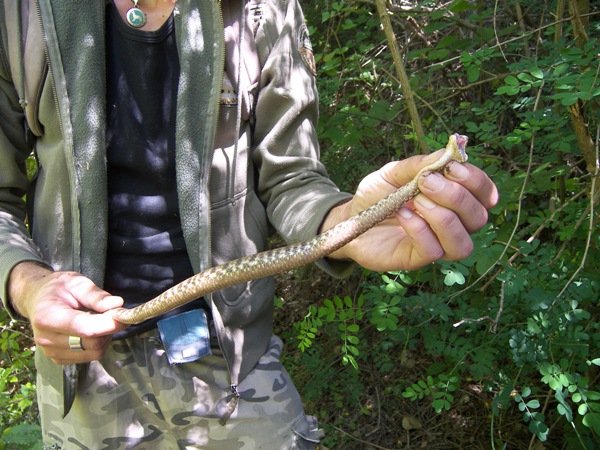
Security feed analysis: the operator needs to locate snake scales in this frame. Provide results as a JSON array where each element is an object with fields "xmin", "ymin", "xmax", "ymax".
[{"xmin": 106, "ymin": 134, "xmax": 469, "ymax": 324}]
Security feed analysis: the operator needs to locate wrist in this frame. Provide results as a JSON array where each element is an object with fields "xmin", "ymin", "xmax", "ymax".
[
  {"xmin": 8, "ymin": 261, "xmax": 53, "ymax": 319},
  {"xmin": 319, "ymin": 199, "xmax": 355, "ymax": 261}
]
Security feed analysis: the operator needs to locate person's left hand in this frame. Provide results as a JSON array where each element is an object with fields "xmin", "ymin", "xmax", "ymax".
[{"xmin": 321, "ymin": 150, "xmax": 499, "ymax": 271}]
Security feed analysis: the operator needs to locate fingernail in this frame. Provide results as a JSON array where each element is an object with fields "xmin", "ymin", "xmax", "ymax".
[
  {"xmin": 446, "ymin": 161, "xmax": 469, "ymax": 180},
  {"xmin": 420, "ymin": 172, "xmax": 445, "ymax": 192},
  {"xmin": 415, "ymin": 194, "xmax": 437, "ymax": 210},
  {"xmin": 398, "ymin": 207, "xmax": 414, "ymax": 219}
]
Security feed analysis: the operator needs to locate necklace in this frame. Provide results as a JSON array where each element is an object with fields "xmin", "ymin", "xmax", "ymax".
[{"xmin": 126, "ymin": 0, "xmax": 147, "ymax": 28}]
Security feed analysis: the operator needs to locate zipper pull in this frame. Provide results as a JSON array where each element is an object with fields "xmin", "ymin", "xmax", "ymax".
[{"xmin": 219, "ymin": 384, "xmax": 240, "ymax": 426}]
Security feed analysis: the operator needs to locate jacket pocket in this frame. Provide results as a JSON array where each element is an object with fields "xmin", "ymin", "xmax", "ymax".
[{"xmin": 210, "ymin": 188, "xmax": 269, "ymax": 307}]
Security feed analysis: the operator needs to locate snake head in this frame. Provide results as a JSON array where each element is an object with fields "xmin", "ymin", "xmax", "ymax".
[{"xmin": 449, "ymin": 133, "xmax": 469, "ymax": 163}]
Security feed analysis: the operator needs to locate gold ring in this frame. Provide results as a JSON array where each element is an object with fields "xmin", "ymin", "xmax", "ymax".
[{"xmin": 68, "ymin": 335, "xmax": 84, "ymax": 352}]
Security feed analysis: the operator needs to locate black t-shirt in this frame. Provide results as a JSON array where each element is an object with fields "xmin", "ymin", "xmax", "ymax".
[{"xmin": 104, "ymin": 3, "xmax": 206, "ymax": 337}]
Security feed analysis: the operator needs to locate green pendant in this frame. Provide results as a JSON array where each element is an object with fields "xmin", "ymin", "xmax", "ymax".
[{"xmin": 126, "ymin": 6, "xmax": 147, "ymax": 28}]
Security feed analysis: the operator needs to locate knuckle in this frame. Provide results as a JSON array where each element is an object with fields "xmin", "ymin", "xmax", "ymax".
[
  {"xmin": 457, "ymin": 239, "xmax": 474, "ymax": 259},
  {"xmin": 84, "ymin": 336, "xmax": 111, "ymax": 352},
  {"xmin": 444, "ymin": 237, "xmax": 473, "ymax": 261},
  {"xmin": 34, "ymin": 336, "xmax": 53, "ymax": 350},
  {"xmin": 81, "ymin": 338, "xmax": 99, "ymax": 351},
  {"xmin": 452, "ymin": 185, "xmax": 472, "ymax": 210},
  {"xmin": 471, "ymin": 209, "xmax": 489, "ymax": 232},
  {"xmin": 437, "ymin": 211, "xmax": 461, "ymax": 231},
  {"xmin": 53, "ymin": 357, "xmax": 71, "ymax": 365},
  {"xmin": 428, "ymin": 245, "xmax": 446, "ymax": 262},
  {"xmin": 461, "ymin": 204, "xmax": 489, "ymax": 234}
]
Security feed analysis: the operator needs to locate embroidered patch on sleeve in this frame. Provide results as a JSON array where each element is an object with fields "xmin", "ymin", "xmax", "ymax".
[{"xmin": 298, "ymin": 23, "xmax": 317, "ymax": 76}]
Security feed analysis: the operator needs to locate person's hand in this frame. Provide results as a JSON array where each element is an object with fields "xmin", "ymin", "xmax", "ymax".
[
  {"xmin": 8, "ymin": 262, "xmax": 128, "ymax": 364},
  {"xmin": 321, "ymin": 149, "xmax": 499, "ymax": 271}
]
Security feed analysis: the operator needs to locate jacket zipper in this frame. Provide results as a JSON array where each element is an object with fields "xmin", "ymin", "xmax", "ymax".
[
  {"xmin": 211, "ymin": 0, "xmax": 242, "ymax": 424},
  {"xmin": 34, "ymin": 0, "xmax": 63, "ymax": 137},
  {"xmin": 207, "ymin": 0, "xmax": 225, "ymax": 268},
  {"xmin": 228, "ymin": 0, "xmax": 247, "ymax": 207},
  {"xmin": 34, "ymin": 0, "xmax": 80, "ymax": 273},
  {"xmin": 219, "ymin": 383, "xmax": 241, "ymax": 426}
]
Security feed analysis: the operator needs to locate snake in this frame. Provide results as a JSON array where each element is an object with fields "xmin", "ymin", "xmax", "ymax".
[{"xmin": 106, "ymin": 134, "xmax": 469, "ymax": 324}]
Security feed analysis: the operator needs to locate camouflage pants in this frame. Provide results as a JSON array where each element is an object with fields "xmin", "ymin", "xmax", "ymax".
[{"xmin": 38, "ymin": 334, "xmax": 323, "ymax": 449}]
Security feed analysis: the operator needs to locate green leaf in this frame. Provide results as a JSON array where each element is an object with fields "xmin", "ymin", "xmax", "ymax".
[
  {"xmin": 343, "ymin": 296, "xmax": 353, "ymax": 308},
  {"xmin": 2, "ymin": 424, "xmax": 42, "ymax": 447},
  {"xmin": 467, "ymin": 65, "xmax": 480, "ymax": 83},
  {"xmin": 449, "ymin": 0, "xmax": 470, "ymax": 13},
  {"xmin": 346, "ymin": 324, "xmax": 360, "ymax": 333},
  {"xmin": 432, "ymin": 398, "xmax": 451, "ymax": 412},
  {"xmin": 517, "ymin": 73, "xmax": 533, "ymax": 83},
  {"xmin": 557, "ymin": 403, "xmax": 573, "ymax": 422},
  {"xmin": 582, "ymin": 412, "xmax": 600, "ymax": 435},
  {"xmin": 334, "ymin": 297, "xmax": 343, "ymax": 309},
  {"xmin": 589, "ymin": 402, "xmax": 600, "ymax": 412},
  {"xmin": 530, "ymin": 67, "xmax": 544, "ymax": 79},
  {"xmin": 504, "ymin": 75, "xmax": 519, "ymax": 86},
  {"xmin": 346, "ymin": 335, "xmax": 359, "ymax": 345},
  {"xmin": 442, "ymin": 268, "xmax": 466, "ymax": 286},
  {"xmin": 586, "ymin": 391, "xmax": 600, "ymax": 401}
]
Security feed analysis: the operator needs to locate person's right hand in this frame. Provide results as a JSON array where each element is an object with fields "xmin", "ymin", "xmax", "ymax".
[{"xmin": 8, "ymin": 262, "xmax": 128, "ymax": 364}]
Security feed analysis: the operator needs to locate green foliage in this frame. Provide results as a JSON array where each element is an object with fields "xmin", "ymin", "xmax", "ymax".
[
  {"xmin": 296, "ymin": 295, "xmax": 364, "ymax": 369},
  {"xmin": 288, "ymin": 0, "xmax": 600, "ymax": 447},
  {"xmin": 0, "ymin": 310, "xmax": 41, "ymax": 447},
  {"xmin": 0, "ymin": 424, "xmax": 43, "ymax": 450},
  {"xmin": 513, "ymin": 386, "xmax": 549, "ymax": 441},
  {"xmin": 402, "ymin": 373, "xmax": 459, "ymax": 413}
]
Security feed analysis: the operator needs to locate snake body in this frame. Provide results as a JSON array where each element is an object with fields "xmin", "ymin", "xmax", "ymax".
[{"xmin": 107, "ymin": 134, "xmax": 469, "ymax": 324}]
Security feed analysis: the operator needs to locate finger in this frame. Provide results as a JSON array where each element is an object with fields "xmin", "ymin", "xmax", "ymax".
[
  {"xmin": 412, "ymin": 193, "xmax": 474, "ymax": 260},
  {"xmin": 350, "ymin": 151, "xmax": 450, "ymax": 218},
  {"xmin": 417, "ymin": 171, "xmax": 490, "ymax": 233},
  {"xmin": 444, "ymin": 162, "xmax": 499, "ymax": 210},
  {"xmin": 379, "ymin": 150, "xmax": 447, "ymax": 189},
  {"xmin": 64, "ymin": 334, "xmax": 112, "ymax": 355},
  {"xmin": 35, "ymin": 329, "xmax": 114, "ymax": 365},
  {"xmin": 70, "ymin": 308, "xmax": 129, "ymax": 337},
  {"xmin": 56, "ymin": 272, "xmax": 125, "ymax": 313},
  {"xmin": 33, "ymin": 272, "xmax": 127, "ymax": 334},
  {"xmin": 393, "ymin": 207, "xmax": 446, "ymax": 268},
  {"xmin": 32, "ymin": 298, "xmax": 127, "ymax": 338}
]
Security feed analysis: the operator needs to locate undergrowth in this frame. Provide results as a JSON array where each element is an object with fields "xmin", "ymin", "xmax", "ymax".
[
  {"xmin": 279, "ymin": 0, "xmax": 600, "ymax": 448},
  {"xmin": 1, "ymin": 1, "xmax": 599, "ymax": 449}
]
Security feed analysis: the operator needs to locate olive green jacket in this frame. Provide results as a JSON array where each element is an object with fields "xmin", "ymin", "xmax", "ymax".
[{"xmin": 0, "ymin": 0, "xmax": 352, "ymax": 417}]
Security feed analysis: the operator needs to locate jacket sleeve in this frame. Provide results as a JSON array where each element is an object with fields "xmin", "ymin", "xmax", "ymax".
[
  {"xmin": 251, "ymin": 0, "xmax": 354, "ymax": 277},
  {"xmin": 0, "ymin": 27, "xmax": 48, "ymax": 320}
]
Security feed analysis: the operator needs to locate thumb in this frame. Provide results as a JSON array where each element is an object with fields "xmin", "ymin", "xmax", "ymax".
[{"xmin": 89, "ymin": 295, "xmax": 125, "ymax": 313}]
